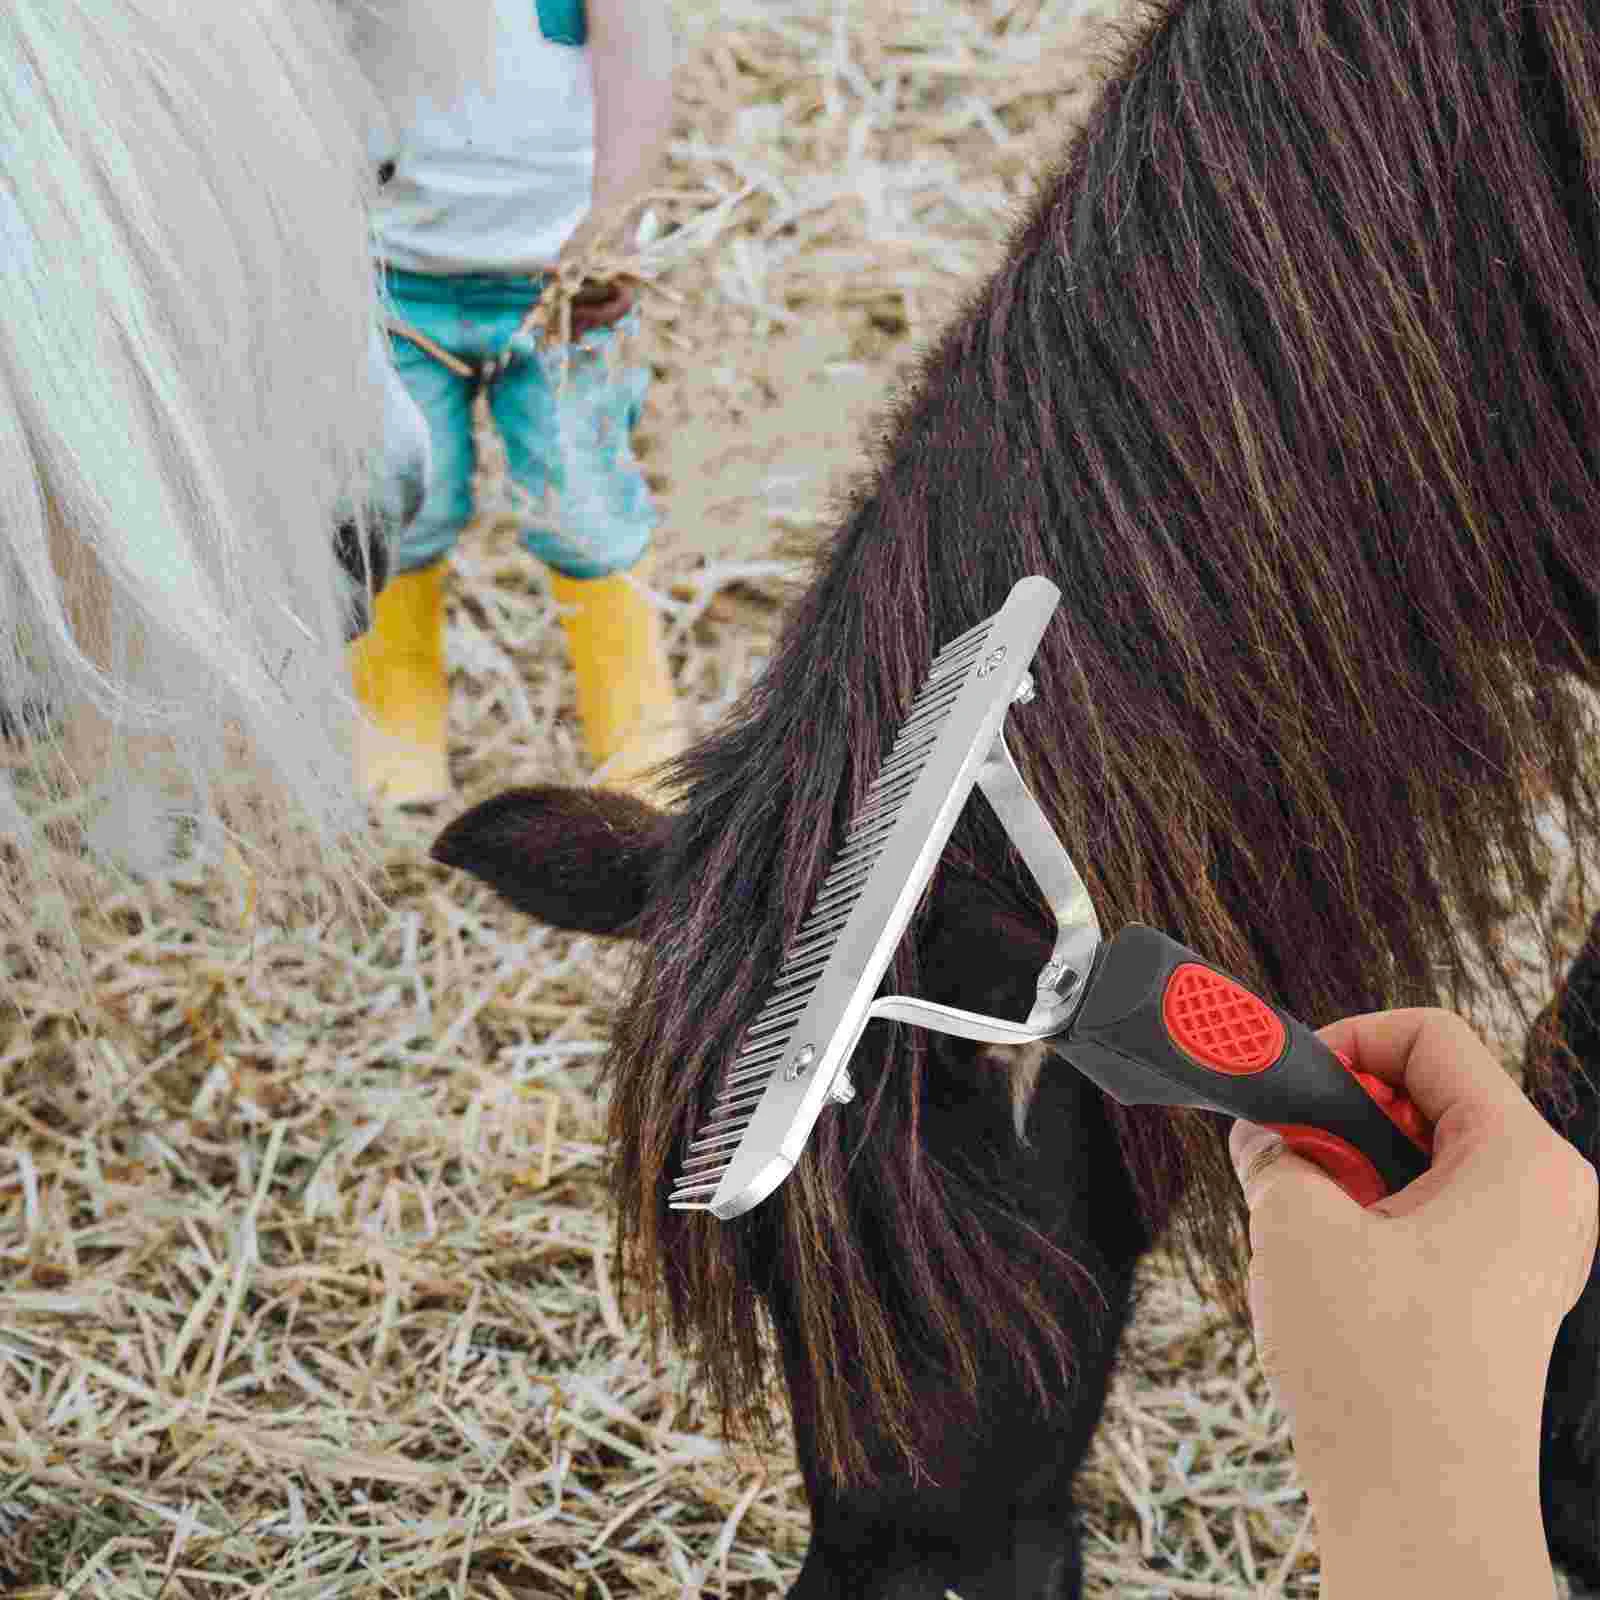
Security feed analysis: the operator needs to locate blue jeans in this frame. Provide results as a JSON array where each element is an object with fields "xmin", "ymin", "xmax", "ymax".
[{"xmin": 380, "ymin": 268, "xmax": 655, "ymax": 579}]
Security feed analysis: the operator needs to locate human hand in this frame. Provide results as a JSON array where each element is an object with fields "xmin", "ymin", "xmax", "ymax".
[
  {"xmin": 567, "ymin": 277, "xmax": 637, "ymax": 337},
  {"xmin": 1229, "ymin": 1007, "xmax": 1596, "ymax": 1531}
]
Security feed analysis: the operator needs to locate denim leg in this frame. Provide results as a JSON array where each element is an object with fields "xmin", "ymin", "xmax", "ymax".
[
  {"xmin": 489, "ymin": 315, "xmax": 656, "ymax": 580},
  {"xmin": 382, "ymin": 305, "xmax": 479, "ymax": 574}
]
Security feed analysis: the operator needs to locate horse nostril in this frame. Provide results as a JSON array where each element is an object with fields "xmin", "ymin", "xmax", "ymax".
[
  {"xmin": 333, "ymin": 516, "xmax": 392, "ymax": 641},
  {"xmin": 367, "ymin": 523, "xmax": 392, "ymax": 596},
  {"xmin": 333, "ymin": 517, "xmax": 392, "ymax": 589},
  {"xmin": 400, "ymin": 467, "xmax": 426, "ymax": 531},
  {"xmin": 333, "ymin": 518, "xmax": 363, "ymax": 584}
]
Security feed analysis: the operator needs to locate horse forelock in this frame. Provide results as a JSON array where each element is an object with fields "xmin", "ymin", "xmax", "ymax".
[{"xmin": 608, "ymin": 0, "xmax": 1600, "ymax": 1489}]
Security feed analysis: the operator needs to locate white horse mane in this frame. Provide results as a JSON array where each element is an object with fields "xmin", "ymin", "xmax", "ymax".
[{"xmin": 0, "ymin": 0, "xmax": 494, "ymax": 974}]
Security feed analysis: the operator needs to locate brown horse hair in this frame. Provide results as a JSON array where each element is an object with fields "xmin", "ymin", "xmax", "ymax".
[{"xmin": 608, "ymin": 0, "xmax": 1600, "ymax": 1487}]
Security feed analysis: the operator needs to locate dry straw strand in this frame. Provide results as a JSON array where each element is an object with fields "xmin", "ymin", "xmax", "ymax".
[{"xmin": 2, "ymin": 0, "xmax": 1591, "ymax": 1595}]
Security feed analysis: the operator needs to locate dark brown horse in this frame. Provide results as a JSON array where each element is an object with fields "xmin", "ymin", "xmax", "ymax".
[{"xmin": 433, "ymin": 0, "xmax": 1600, "ymax": 1591}]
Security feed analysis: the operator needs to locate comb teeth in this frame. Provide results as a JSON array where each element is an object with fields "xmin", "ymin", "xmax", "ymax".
[
  {"xmin": 668, "ymin": 576, "xmax": 1062, "ymax": 1220},
  {"xmin": 669, "ymin": 623, "xmax": 995, "ymax": 1207}
]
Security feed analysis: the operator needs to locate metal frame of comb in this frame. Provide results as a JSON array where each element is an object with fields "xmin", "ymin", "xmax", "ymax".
[{"xmin": 867, "ymin": 710, "xmax": 1102, "ymax": 1047}]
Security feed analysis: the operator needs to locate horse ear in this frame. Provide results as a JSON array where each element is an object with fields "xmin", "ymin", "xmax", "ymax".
[{"xmin": 430, "ymin": 786, "xmax": 667, "ymax": 935}]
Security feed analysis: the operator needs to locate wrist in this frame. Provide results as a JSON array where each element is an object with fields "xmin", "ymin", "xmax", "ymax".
[{"xmin": 1313, "ymin": 1452, "xmax": 1552, "ymax": 1597}]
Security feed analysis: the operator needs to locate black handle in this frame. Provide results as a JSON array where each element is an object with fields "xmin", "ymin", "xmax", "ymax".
[{"xmin": 1048, "ymin": 925, "xmax": 1432, "ymax": 1204}]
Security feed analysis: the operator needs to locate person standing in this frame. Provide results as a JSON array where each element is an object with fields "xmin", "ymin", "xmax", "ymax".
[{"xmin": 352, "ymin": 0, "xmax": 681, "ymax": 804}]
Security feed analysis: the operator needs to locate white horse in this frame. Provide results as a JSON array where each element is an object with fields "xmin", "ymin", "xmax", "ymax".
[{"xmin": 0, "ymin": 0, "xmax": 495, "ymax": 969}]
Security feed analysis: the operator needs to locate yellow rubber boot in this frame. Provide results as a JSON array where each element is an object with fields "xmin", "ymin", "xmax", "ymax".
[
  {"xmin": 348, "ymin": 562, "xmax": 451, "ymax": 806},
  {"xmin": 548, "ymin": 565, "xmax": 685, "ymax": 799}
]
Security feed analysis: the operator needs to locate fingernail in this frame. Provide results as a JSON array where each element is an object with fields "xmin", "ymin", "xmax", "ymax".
[{"xmin": 1230, "ymin": 1118, "xmax": 1282, "ymax": 1181}]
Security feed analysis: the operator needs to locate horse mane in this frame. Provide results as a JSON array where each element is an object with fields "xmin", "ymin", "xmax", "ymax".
[
  {"xmin": 608, "ymin": 0, "xmax": 1600, "ymax": 1487},
  {"xmin": 0, "ymin": 0, "xmax": 493, "ymax": 977}
]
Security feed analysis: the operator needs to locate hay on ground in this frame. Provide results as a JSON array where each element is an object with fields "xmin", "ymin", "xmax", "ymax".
[{"xmin": 0, "ymin": 1, "xmax": 1586, "ymax": 1593}]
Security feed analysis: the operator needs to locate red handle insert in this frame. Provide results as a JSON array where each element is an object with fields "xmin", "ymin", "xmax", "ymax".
[{"xmin": 1162, "ymin": 964, "xmax": 1287, "ymax": 1073}]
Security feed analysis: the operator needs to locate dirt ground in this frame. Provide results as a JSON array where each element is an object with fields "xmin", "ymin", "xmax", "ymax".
[{"xmin": 1, "ymin": 1, "xmax": 1590, "ymax": 1595}]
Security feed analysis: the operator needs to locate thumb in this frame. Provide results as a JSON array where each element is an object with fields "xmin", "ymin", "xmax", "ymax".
[{"xmin": 1230, "ymin": 1119, "xmax": 1286, "ymax": 1209}]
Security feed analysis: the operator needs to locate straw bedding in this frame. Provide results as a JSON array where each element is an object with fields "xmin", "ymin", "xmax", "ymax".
[{"xmin": 0, "ymin": 0, "xmax": 1588, "ymax": 1592}]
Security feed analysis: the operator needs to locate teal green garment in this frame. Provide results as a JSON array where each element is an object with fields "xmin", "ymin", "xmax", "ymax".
[
  {"xmin": 381, "ymin": 269, "xmax": 654, "ymax": 578},
  {"xmin": 535, "ymin": 0, "xmax": 587, "ymax": 46}
]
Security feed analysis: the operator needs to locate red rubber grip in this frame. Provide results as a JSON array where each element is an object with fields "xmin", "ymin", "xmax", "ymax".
[
  {"xmin": 1162, "ymin": 963, "xmax": 1287, "ymax": 1073},
  {"xmin": 1267, "ymin": 1049, "xmax": 1434, "ymax": 1207}
]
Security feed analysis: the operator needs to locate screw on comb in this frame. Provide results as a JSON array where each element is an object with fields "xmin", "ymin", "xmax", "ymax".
[{"xmin": 669, "ymin": 577, "xmax": 1061, "ymax": 1219}]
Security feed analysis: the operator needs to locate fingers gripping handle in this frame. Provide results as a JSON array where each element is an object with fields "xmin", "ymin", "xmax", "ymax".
[
  {"xmin": 1267, "ymin": 1050, "xmax": 1434, "ymax": 1205},
  {"xmin": 1048, "ymin": 925, "xmax": 1433, "ymax": 1204}
]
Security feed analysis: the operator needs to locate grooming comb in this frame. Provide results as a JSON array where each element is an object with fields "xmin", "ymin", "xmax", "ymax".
[{"xmin": 670, "ymin": 577, "xmax": 1434, "ymax": 1221}]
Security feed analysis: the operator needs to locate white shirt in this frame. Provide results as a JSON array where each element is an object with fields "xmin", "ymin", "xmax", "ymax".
[{"xmin": 371, "ymin": 1, "xmax": 593, "ymax": 276}]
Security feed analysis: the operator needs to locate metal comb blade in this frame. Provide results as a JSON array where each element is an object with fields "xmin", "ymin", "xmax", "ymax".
[{"xmin": 668, "ymin": 576, "xmax": 1061, "ymax": 1219}]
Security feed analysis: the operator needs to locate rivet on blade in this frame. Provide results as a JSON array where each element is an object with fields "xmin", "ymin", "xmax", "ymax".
[{"xmin": 784, "ymin": 1044, "xmax": 815, "ymax": 1081}]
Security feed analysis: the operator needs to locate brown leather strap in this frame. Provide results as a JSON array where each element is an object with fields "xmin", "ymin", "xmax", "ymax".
[{"xmin": 384, "ymin": 317, "xmax": 477, "ymax": 379}]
